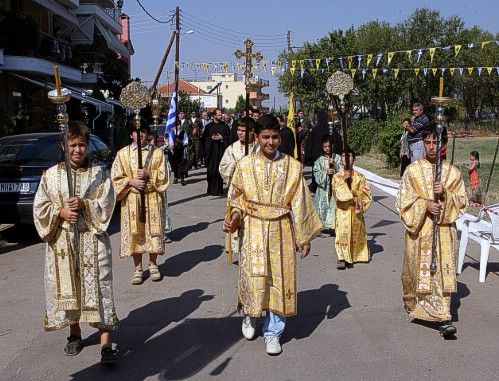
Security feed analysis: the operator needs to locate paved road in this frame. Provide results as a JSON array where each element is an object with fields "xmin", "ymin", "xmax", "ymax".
[{"xmin": 0, "ymin": 167, "xmax": 497, "ymax": 380}]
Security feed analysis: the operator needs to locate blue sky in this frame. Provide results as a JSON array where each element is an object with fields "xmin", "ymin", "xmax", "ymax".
[{"xmin": 123, "ymin": 0, "xmax": 498, "ymax": 108}]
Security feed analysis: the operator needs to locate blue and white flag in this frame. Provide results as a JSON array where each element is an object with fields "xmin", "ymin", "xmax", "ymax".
[{"xmin": 165, "ymin": 89, "xmax": 177, "ymax": 136}]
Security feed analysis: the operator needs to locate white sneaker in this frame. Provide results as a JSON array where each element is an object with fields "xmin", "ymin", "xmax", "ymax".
[
  {"xmin": 241, "ymin": 316, "xmax": 256, "ymax": 340},
  {"xmin": 264, "ymin": 336, "xmax": 282, "ymax": 355}
]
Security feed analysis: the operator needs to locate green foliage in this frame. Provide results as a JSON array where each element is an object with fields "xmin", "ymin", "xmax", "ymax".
[
  {"xmin": 377, "ymin": 116, "xmax": 404, "ymax": 167},
  {"xmin": 277, "ymin": 8, "xmax": 499, "ymax": 122},
  {"xmin": 347, "ymin": 119, "xmax": 379, "ymax": 155},
  {"xmin": 178, "ymin": 91, "xmax": 202, "ymax": 115},
  {"xmin": 235, "ymin": 95, "xmax": 246, "ymax": 113}
]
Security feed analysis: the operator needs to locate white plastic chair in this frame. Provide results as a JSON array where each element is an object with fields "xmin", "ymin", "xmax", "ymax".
[{"xmin": 457, "ymin": 203, "xmax": 499, "ymax": 282}]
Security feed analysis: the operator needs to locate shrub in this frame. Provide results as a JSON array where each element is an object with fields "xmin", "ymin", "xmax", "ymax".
[
  {"xmin": 347, "ymin": 119, "xmax": 379, "ymax": 155},
  {"xmin": 376, "ymin": 115, "xmax": 404, "ymax": 168}
]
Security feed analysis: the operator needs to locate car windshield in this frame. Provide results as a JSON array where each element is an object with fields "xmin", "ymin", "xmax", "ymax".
[{"xmin": 0, "ymin": 136, "xmax": 63, "ymax": 165}]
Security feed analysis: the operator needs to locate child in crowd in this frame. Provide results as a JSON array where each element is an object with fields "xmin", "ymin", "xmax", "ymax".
[
  {"xmin": 313, "ymin": 135, "xmax": 342, "ymax": 234},
  {"xmin": 332, "ymin": 148, "xmax": 372, "ymax": 269},
  {"xmin": 466, "ymin": 150, "xmax": 481, "ymax": 203}
]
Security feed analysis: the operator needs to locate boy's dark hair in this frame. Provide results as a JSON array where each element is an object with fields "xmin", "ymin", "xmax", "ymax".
[
  {"xmin": 67, "ymin": 121, "xmax": 90, "ymax": 143},
  {"xmin": 128, "ymin": 117, "xmax": 151, "ymax": 135},
  {"xmin": 321, "ymin": 134, "xmax": 333, "ymax": 145},
  {"xmin": 422, "ymin": 124, "xmax": 448, "ymax": 145},
  {"xmin": 470, "ymin": 150, "xmax": 480, "ymax": 168},
  {"xmin": 252, "ymin": 107, "xmax": 260, "ymax": 115},
  {"xmin": 342, "ymin": 147, "xmax": 356, "ymax": 160},
  {"xmin": 255, "ymin": 114, "xmax": 280, "ymax": 134},
  {"xmin": 237, "ymin": 116, "xmax": 255, "ymax": 130},
  {"xmin": 402, "ymin": 117, "xmax": 411, "ymax": 124}
]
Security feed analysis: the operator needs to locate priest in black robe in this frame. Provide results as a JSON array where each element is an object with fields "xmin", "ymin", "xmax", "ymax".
[
  {"xmin": 202, "ymin": 109, "xmax": 230, "ymax": 196},
  {"xmin": 278, "ymin": 115, "xmax": 296, "ymax": 156}
]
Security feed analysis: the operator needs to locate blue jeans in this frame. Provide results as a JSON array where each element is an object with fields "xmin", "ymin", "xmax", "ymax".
[{"xmin": 262, "ymin": 312, "xmax": 286, "ymax": 337}]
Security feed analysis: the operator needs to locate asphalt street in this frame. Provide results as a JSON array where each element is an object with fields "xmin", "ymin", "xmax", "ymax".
[{"xmin": 0, "ymin": 167, "xmax": 497, "ymax": 380}]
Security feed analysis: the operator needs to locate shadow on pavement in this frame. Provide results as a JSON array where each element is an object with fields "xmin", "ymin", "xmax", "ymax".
[
  {"xmin": 0, "ymin": 223, "xmax": 40, "ymax": 255},
  {"xmin": 160, "ymin": 244, "xmax": 224, "ymax": 277},
  {"xmin": 368, "ymin": 232, "xmax": 385, "ymax": 256},
  {"xmin": 451, "ymin": 281, "xmax": 471, "ymax": 322},
  {"xmin": 282, "ymin": 284, "xmax": 350, "ymax": 344},
  {"xmin": 169, "ymin": 193, "xmax": 208, "ymax": 207},
  {"xmin": 370, "ymin": 219, "xmax": 399, "ymax": 229},
  {"xmin": 69, "ymin": 290, "xmax": 244, "ymax": 380},
  {"xmin": 460, "ymin": 260, "xmax": 499, "ymax": 281},
  {"xmin": 170, "ymin": 218, "xmax": 224, "ymax": 241}
]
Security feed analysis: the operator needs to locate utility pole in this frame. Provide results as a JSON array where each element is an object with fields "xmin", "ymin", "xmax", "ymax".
[
  {"xmin": 174, "ymin": 6, "xmax": 180, "ymax": 129},
  {"xmin": 287, "ymin": 30, "xmax": 296, "ymax": 112},
  {"xmin": 235, "ymin": 38, "xmax": 263, "ymax": 155},
  {"xmin": 287, "ymin": 30, "xmax": 292, "ymax": 54}
]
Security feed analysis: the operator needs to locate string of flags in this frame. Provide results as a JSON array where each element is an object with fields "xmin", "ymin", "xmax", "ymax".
[{"xmin": 177, "ymin": 39, "xmax": 499, "ymax": 78}]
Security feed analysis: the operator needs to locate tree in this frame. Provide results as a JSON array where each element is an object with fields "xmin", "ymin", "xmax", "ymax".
[
  {"xmin": 177, "ymin": 91, "xmax": 202, "ymax": 115},
  {"xmin": 235, "ymin": 95, "xmax": 246, "ymax": 113}
]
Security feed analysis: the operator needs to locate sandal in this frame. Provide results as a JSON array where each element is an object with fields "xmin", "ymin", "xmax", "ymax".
[
  {"xmin": 64, "ymin": 335, "xmax": 83, "ymax": 356},
  {"xmin": 439, "ymin": 323, "xmax": 457, "ymax": 338},
  {"xmin": 131, "ymin": 269, "xmax": 143, "ymax": 285},
  {"xmin": 149, "ymin": 264, "xmax": 162, "ymax": 282},
  {"xmin": 336, "ymin": 260, "xmax": 346, "ymax": 270},
  {"xmin": 101, "ymin": 346, "xmax": 117, "ymax": 365}
]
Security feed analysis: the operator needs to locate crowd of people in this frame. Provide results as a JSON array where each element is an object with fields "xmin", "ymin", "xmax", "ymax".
[{"xmin": 32, "ymin": 103, "xmax": 468, "ymax": 364}]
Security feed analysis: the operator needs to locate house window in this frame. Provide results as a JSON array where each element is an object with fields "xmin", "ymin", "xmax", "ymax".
[
  {"xmin": 225, "ymin": 85, "xmax": 229, "ymax": 89},
  {"xmin": 207, "ymin": 86, "xmax": 212, "ymax": 90},
  {"xmin": 225, "ymin": 100, "xmax": 229, "ymax": 104}
]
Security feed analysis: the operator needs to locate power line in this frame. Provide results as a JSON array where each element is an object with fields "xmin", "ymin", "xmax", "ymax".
[{"xmin": 135, "ymin": 0, "xmax": 174, "ymax": 24}]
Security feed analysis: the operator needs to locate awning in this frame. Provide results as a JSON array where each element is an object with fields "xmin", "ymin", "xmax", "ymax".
[
  {"xmin": 94, "ymin": 19, "xmax": 130, "ymax": 58},
  {"xmin": 32, "ymin": 0, "xmax": 79, "ymax": 25},
  {"xmin": 10, "ymin": 73, "xmax": 114, "ymax": 113}
]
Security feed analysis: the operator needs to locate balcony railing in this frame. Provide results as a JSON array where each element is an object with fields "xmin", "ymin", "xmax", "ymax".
[{"xmin": 80, "ymin": 0, "xmax": 121, "ymax": 22}]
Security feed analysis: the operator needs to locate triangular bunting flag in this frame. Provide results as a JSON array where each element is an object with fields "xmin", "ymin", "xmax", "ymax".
[
  {"xmin": 325, "ymin": 58, "xmax": 330, "ymax": 69},
  {"xmin": 339, "ymin": 57, "xmax": 345, "ymax": 69},
  {"xmin": 429, "ymin": 48, "xmax": 436, "ymax": 62},
  {"xmin": 300, "ymin": 68, "xmax": 305, "ymax": 78},
  {"xmin": 316, "ymin": 58, "xmax": 321, "ymax": 70},
  {"xmin": 406, "ymin": 50, "xmax": 412, "ymax": 62},
  {"xmin": 366, "ymin": 54, "xmax": 373, "ymax": 67},
  {"xmin": 290, "ymin": 67, "xmax": 296, "ymax": 76},
  {"xmin": 486, "ymin": 67, "xmax": 493, "ymax": 75},
  {"xmin": 423, "ymin": 68, "xmax": 429, "ymax": 77},
  {"xmin": 299, "ymin": 60, "xmax": 305, "ymax": 69},
  {"xmin": 449, "ymin": 68, "xmax": 455, "ymax": 76},
  {"xmin": 440, "ymin": 68, "xmax": 446, "ymax": 75},
  {"xmin": 372, "ymin": 68, "xmax": 378, "ymax": 79},
  {"xmin": 481, "ymin": 41, "xmax": 492, "ymax": 48},
  {"xmin": 467, "ymin": 67, "xmax": 474, "ymax": 75},
  {"xmin": 431, "ymin": 68, "xmax": 438, "ymax": 76},
  {"xmin": 458, "ymin": 68, "xmax": 464, "ymax": 76},
  {"xmin": 415, "ymin": 68, "xmax": 420, "ymax": 76},
  {"xmin": 362, "ymin": 68, "xmax": 367, "ymax": 79},
  {"xmin": 394, "ymin": 68, "xmax": 400, "ymax": 78},
  {"xmin": 454, "ymin": 45, "xmax": 462, "ymax": 56},
  {"xmin": 478, "ymin": 67, "xmax": 483, "ymax": 76},
  {"xmin": 357, "ymin": 55, "xmax": 363, "ymax": 69},
  {"xmin": 271, "ymin": 66, "xmax": 276, "ymax": 76},
  {"xmin": 350, "ymin": 68, "xmax": 357, "ymax": 78},
  {"xmin": 291, "ymin": 60, "xmax": 297, "ymax": 68},
  {"xmin": 387, "ymin": 52, "xmax": 394, "ymax": 65},
  {"xmin": 375, "ymin": 53, "xmax": 383, "ymax": 66},
  {"xmin": 417, "ymin": 49, "xmax": 423, "ymax": 63},
  {"xmin": 347, "ymin": 56, "xmax": 353, "ymax": 69}
]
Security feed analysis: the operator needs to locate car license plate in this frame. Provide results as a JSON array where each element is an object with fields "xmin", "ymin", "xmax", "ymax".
[{"xmin": 0, "ymin": 182, "xmax": 30, "ymax": 193}]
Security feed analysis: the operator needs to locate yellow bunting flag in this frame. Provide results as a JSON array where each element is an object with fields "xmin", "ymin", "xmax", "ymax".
[
  {"xmin": 394, "ymin": 68, "xmax": 400, "ymax": 78},
  {"xmin": 223, "ymin": 63, "xmax": 229, "ymax": 73},
  {"xmin": 203, "ymin": 63, "xmax": 209, "ymax": 72},
  {"xmin": 481, "ymin": 41, "xmax": 492, "ymax": 49},
  {"xmin": 454, "ymin": 45, "xmax": 462, "ymax": 56},
  {"xmin": 350, "ymin": 68, "xmax": 357, "ymax": 78},
  {"xmin": 449, "ymin": 68, "xmax": 456, "ymax": 76},
  {"xmin": 467, "ymin": 67, "xmax": 474, "ymax": 75},
  {"xmin": 263, "ymin": 62, "xmax": 267, "ymax": 73},
  {"xmin": 486, "ymin": 67, "xmax": 493, "ymax": 75},
  {"xmin": 347, "ymin": 56, "xmax": 353, "ymax": 69},
  {"xmin": 291, "ymin": 60, "xmax": 297, "ymax": 68},
  {"xmin": 406, "ymin": 50, "xmax": 412, "ymax": 62},
  {"xmin": 415, "ymin": 68, "xmax": 420, "ymax": 76},
  {"xmin": 431, "ymin": 68, "xmax": 438, "ymax": 76},
  {"xmin": 290, "ymin": 67, "xmax": 296, "ymax": 76},
  {"xmin": 387, "ymin": 52, "xmax": 394, "ymax": 65},
  {"xmin": 429, "ymin": 48, "xmax": 436, "ymax": 62},
  {"xmin": 315, "ymin": 58, "xmax": 321, "ymax": 70},
  {"xmin": 299, "ymin": 60, "xmax": 305, "ymax": 69},
  {"xmin": 372, "ymin": 68, "xmax": 378, "ymax": 79},
  {"xmin": 367, "ymin": 54, "xmax": 373, "ymax": 67},
  {"xmin": 271, "ymin": 66, "xmax": 276, "ymax": 76},
  {"xmin": 175, "ymin": 61, "xmax": 179, "ymax": 69}
]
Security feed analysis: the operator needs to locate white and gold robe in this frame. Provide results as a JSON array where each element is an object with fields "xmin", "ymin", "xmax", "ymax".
[
  {"xmin": 227, "ymin": 152, "xmax": 323, "ymax": 317},
  {"xmin": 111, "ymin": 144, "xmax": 169, "ymax": 257},
  {"xmin": 34, "ymin": 163, "xmax": 119, "ymax": 331},
  {"xmin": 396, "ymin": 159, "xmax": 467, "ymax": 322},
  {"xmin": 219, "ymin": 140, "xmax": 256, "ymax": 258}
]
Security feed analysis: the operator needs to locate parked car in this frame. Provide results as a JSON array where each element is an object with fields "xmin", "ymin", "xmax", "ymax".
[{"xmin": 0, "ymin": 133, "xmax": 113, "ymax": 225}]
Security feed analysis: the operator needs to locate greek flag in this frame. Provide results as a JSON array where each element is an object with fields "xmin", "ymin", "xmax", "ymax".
[{"xmin": 165, "ymin": 89, "xmax": 177, "ymax": 135}]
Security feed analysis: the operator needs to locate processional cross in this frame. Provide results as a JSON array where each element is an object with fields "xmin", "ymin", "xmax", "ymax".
[{"xmin": 235, "ymin": 39, "xmax": 263, "ymax": 155}]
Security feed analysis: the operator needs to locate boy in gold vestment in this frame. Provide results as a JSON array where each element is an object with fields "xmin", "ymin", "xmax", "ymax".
[
  {"xmin": 332, "ymin": 148, "xmax": 372, "ymax": 269},
  {"xmin": 224, "ymin": 114, "xmax": 322, "ymax": 355},
  {"xmin": 111, "ymin": 120, "xmax": 169, "ymax": 285},
  {"xmin": 396, "ymin": 126, "xmax": 467, "ymax": 338}
]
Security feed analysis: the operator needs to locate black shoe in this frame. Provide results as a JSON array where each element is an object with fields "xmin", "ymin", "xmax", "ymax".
[
  {"xmin": 173, "ymin": 178, "xmax": 179, "ymax": 184},
  {"xmin": 64, "ymin": 335, "xmax": 83, "ymax": 356},
  {"xmin": 181, "ymin": 178, "xmax": 186, "ymax": 186},
  {"xmin": 336, "ymin": 260, "xmax": 346, "ymax": 270},
  {"xmin": 330, "ymin": 229, "xmax": 336, "ymax": 237},
  {"xmin": 101, "ymin": 347, "xmax": 117, "ymax": 365},
  {"xmin": 439, "ymin": 322, "xmax": 457, "ymax": 338}
]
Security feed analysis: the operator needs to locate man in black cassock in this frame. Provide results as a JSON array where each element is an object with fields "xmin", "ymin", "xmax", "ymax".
[
  {"xmin": 202, "ymin": 108, "xmax": 230, "ymax": 196},
  {"xmin": 278, "ymin": 115, "xmax": 296, "ymax": 156}
]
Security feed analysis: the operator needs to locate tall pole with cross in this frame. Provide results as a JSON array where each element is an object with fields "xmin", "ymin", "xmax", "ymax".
[{"xmin": 235, "ymin": 38, "xmax": 263, "ymax": 155}]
